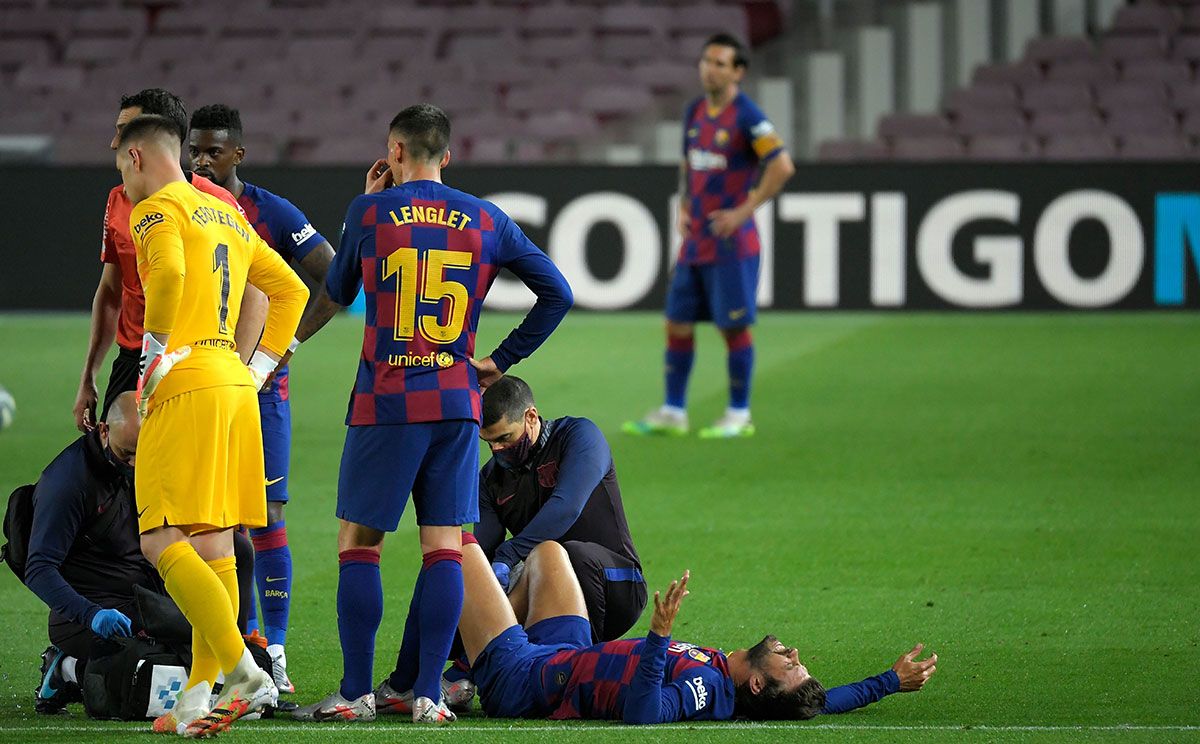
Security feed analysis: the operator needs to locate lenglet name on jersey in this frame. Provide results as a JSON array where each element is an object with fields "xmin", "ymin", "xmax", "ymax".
[{"xmin": 389, "ymin": 206, "xmax": 473, "ymax": 231}]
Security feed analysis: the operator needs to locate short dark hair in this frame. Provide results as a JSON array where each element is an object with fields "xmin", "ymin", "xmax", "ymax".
[
  {"xmin": 189, "ymin": 104, "xmax": 243, "ymax": 144},
  {"xmin": 703, "ymin": 32, "xmax": 748, "ymax": 68},
  {"xmin": 389, "ymin": 104, "xmax": 451, "ymax": 163},
  {"xmin": 733, "ymin": 637, "xmax": 826, "ymax": 720},
  {"xmin": 482, "ymin": 375, "xmax": 534, "ymax": 429},
  {"xmin": 735, "ymin": 676, "xmax": 826, "ymax": 720},
  {"xmin": 116, "ymin": 114, "xmax": 182, "ymax": 149},
  {"xmin": 118, "ymin": 88, "xmax": 188, "ymax": 140}
]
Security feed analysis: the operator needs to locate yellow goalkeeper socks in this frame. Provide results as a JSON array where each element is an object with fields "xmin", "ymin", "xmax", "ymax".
[
  {"xmin": 157, "ymin": 542, "xmax": 245, "ymax": 676},
  {"xmin": 185, "ymin": 556, "xmax": 240, "ymax": 689}
]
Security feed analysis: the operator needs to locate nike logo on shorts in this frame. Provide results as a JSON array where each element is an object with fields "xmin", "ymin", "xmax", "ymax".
[
  {"xmin": 265, "ymin": 476, "xmax": 285, "ymax": 486},
  {"xmin": 137, "ymin": 506, "xmax": 148, "ymax": 518}
]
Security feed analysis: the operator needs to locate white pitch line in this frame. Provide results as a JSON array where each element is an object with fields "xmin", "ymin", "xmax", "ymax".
[{"xmin": 0, "ymin": 724, "xmax": 1197, "ymax": 733}]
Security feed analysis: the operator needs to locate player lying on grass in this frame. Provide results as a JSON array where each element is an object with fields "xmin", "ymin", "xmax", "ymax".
[{"xmin": 455, "ymin": 537, "xmax": 937, "ymax": 722}]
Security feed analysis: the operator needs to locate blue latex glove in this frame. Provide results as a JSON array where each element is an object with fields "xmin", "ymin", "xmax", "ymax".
[
  {"xmin": 491, "ymin": 561, "xmax": 511, "ymax": 592},
  {"xmin": 91, "ymin": 608, "xmax": 133, "ymax": 639}
]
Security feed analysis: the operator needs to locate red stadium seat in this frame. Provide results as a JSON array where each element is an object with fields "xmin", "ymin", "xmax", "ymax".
[
  {"xmin": 1095, "ymin": 81, "xmax": 1169, "ymax": 113},
  {"xmin": 876, "ymin": 113, "xmax": 953, "ymax": 138},
  {"xmin": 815, "ymin": 138, "xmax": 888, "ymax": 162},
  {"xmin": 1105, "ymin": 107, "xmax": 1179, "ymax": 135},
  {"xmin": 1121, "ymin": 60, "xmax": 1192, "ymax": 83},
  {"xmin": 1111, "ymin": 5, "xmax": 1181, "ymax": 36},
  {"xmin": 952, "ymin": 107, "xmax": 1028, "ymax": 136},
  {"xmin": 1025, "ymin": 36, "xmax": 1095, "ymax": 65},
  {"xmin": 1098, "ymin": 34, "xmax": 1167, "ymax": 64},
  {"xmin": 942, "ymin": 84, "xmax": 1018, "ymax": 114},
  {"xmin": 1045, "ymin": 59, "xmax": 1118, "ymax": 84},
  {"xmin": 1030, "ymin": 109, "xmax": 1105, "ymax": 135}
]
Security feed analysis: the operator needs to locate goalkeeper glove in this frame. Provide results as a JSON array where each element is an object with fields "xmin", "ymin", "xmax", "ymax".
[
  {"xmin": 247, "ymin": 349, "xmax": 280, "ymax": 391},
  {"xmin": 138, "ymin": 334, "xmax": 190, "ymax": 419},
  {"xmin": 90, "ymin": 608, "xmax": 132, "ymax": 639}
]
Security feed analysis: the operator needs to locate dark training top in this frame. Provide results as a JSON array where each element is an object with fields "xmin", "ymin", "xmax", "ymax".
[
  {"xmin": 477, "ymin": 416, "xmax": 640, "ymax": 572},
  {"xmin": 23, "ymin": 431, "xmax": 161, "ymax": 627}
]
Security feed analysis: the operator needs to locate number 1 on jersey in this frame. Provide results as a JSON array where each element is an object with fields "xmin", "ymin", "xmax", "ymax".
[
  {"xmin": 212, "ymin": 243, "xmax": 231, "ymax": 334},
  {"xmin": 382, "ymin": 248, "xmax": 472, "ymax": 343}
]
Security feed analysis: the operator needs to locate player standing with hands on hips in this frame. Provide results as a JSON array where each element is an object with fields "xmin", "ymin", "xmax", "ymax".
[
  {"xmin": 626, "ymin": 33, "xmax": 795, "ymax": 440},
  {"xmin": 295, "ymin": 104, "xmax": 572, "ymax": 724}
]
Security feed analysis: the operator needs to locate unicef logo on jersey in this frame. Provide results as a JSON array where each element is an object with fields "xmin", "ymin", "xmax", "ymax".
[{"xmin": 387, "ymin": 351, "xmax": 455, "ymax": 368}]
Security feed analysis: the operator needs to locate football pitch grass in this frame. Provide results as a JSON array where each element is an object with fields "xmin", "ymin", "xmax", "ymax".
[{"xmin": 0, "ymin": 311, "xmax": 1197, "ymax": 743}]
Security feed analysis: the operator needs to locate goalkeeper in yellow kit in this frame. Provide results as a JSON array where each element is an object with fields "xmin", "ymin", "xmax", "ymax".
[{"xmin": 116, "ymin": 114, "xmax": 309, "ymax": 738}]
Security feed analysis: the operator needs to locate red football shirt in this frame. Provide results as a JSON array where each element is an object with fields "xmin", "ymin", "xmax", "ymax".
[{"xmin": 100, "ymin": 174, "xmax": 243, "ymax": 349}]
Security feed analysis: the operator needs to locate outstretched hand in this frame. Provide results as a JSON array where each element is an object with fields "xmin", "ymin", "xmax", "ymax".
[
  {"xmin": 649, "ymin": 570, "xmax": 690, "ymax": 637},
  {"xmin": 892, "ymin": 643, "xmax": 938, "ymax": 692}
]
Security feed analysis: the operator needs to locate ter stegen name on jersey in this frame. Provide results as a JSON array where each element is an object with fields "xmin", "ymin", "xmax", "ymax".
[{"xmin": 190, "ymin": 204, "xmax": 252, "ymax": 242}]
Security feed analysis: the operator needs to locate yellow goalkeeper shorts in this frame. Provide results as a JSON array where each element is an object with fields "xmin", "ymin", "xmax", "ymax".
[{"xmin": 135, "ymin": 385, "xmax": 267, "ymax": 534}]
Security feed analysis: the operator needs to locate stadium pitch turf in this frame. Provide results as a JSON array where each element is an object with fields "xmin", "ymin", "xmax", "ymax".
[{"xmin": 0, "ymin": 311, "xmax": 1197, "ymax": 743}]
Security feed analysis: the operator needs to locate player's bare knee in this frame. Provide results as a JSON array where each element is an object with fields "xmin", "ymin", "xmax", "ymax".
[
  {"xmin": 666, "ymin": 321, "xmax": 694, "ymax": 339},
  {"xmin": 337, "ymin": 519, "xmax": 385, "ymax": 552},
  {"xmin": 528, "ymin": 540, "xmax": 568, "ymax": 568}
]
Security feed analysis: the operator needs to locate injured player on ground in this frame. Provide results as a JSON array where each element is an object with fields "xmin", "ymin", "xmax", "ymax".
[{"xmin": 454, "ymin": 536, "xmax": 938, "ymax": 723}]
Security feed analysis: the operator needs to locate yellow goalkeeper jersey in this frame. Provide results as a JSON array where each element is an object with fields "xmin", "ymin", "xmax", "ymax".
[{"xmin": 130, "ymin": 180, "xmax": 308, "ymax": 407}]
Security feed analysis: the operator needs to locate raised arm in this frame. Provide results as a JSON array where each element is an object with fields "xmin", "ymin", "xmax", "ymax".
[{"xmin": 623, "ymin": 571, "xmax": 692, "ymax": 724}]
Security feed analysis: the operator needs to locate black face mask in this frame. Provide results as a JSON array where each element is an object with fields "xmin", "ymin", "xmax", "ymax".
[
  {"xmin": 104, "ymin": 445, "xmax": 135, "ymax": 480},
  {"xmin": 493, "ymin": 422, "xmax": 534, "ymax": 471}
]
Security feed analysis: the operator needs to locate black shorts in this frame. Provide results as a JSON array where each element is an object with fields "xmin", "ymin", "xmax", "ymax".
[
  {"xmin": 561, "ymin": 541, "xmax": 647, "ymax": 642},
  {"xmin": 101, "ymin": 346, "xmax": 140, "ymax": 422}
]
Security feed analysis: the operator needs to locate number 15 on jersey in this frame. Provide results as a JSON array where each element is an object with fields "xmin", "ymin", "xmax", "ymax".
[{"xmin": 382, "ymin": 247, "xmax": 472, "ymax": 344}]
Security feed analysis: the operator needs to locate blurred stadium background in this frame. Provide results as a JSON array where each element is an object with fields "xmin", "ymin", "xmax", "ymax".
[{"xmin": 1, "ymin": 0, "xmax": 1199, "ymax": 740}]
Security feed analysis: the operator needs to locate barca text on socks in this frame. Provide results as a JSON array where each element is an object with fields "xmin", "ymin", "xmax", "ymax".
[{"xmin": 251, "ymin": 521, "xmax": 292, "ymax": 647}]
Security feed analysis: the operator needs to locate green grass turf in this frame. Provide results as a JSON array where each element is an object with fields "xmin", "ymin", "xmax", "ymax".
[{"xmin": 0, "ymin": 311, "xmax": 1197, "ymax": 743}]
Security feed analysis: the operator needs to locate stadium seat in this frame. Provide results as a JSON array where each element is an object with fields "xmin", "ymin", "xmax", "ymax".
[
  {"xmin": 877, "ymin": 113, "xmax": 953, "ymax": 138},
  {"xmin": 552, "ymin": 61, "xmax": 628, "ymax": 86},
  {"xmin": 63, "ymin": 37, "xmax": 137, "ymax": 66},
  {"xmin": 599, "ymin": 32, "xmax": 663, "ymax": 63},
  {"xmin": 524, "ymin": 109, "xmax": 601, "ymax": 141},
  {"xmin": 1030, "ymin": 109, "xmax": 1104, "ymax": 135},
  {"xmin": 952, "ymin": 108, "xmax": 1028, "ymax": 136},
  {"xmin": 1118, "ymin": 133, "xmax": 1191, "ymax": 159},
  {"xmin": 1040, "ymin": 134, "xmax": 1117, "ymax": 159},
  {"xmin": 1121, "ymin": 60, "xmax": 1192, "ymax": 83},
  {"xmin": 1095, "ymin": 81, "xmax": 1169, "ymax": 113},
  {"xmin": 14, "ymin": 65, "xmax": 86, "ymax": 93},
  {"xmin": 965, "ymin": 135, "xmax": 1039, "ymax": 160},
  {"xmin": 69, "ymin": 7, "xmax": 147, "ymax": 38},
  {"xmin": 505, "ymin": 83, "xmax": 581, "ymax": 114},
  {"xmin": 519, "ymin": 31, "xmax": 596, "ymax": 64},
  {"xmin": 815, "ymin": 138, "xmax": 887, "ymax": 162},
  {"xmin": 1098, "ymin": 34, "xmax": 1167, "ymax": 64},
  {"xmin": 1045, "ymin": 59, "xmax": 1118, "ymax": 83},
  {"xmin": 631, "ymin": 60, "xmax": 700, "ymax": 96},
  {"xmin": 577, "ymin": 84, "xmax": 656, "ymax": 118},
  {"xmin": 1025, "ymin": 36, "xmax": 1095, "ymax": 65},
  {"xmin": 445, "ymin": 31, "xmax": 519, "ymax": 61},
  {"xmin": 0, "ymin": 109, "xmax": 60, "ymax": 135},
  {"xmin": 671, "ymin": 3, "xmax": 749, "ymax": 42},
  {"xmin": 889, "ymin": 135, "xmax": 964, "ymax": 160},
  {"xmin": 0, "ymin": 38, "xmax": 51, "ymax": 71},
  {"xmin": 1110, "ymin": 4, "xmax": 1181, "ymax": 36},
  {"xmin": 972, "ymin": 62, "xmax": 1042, "ymax": 86},
  {"xmin": 1020, "ymin": 82, "xmax": 1094, "ymax": 113},
  {"xmin": 942, "ymin": 84, "xmax": 1018, "ymax": 115},
  {"xmin": 1171, "ymin": 33, "xmax": 1200, "ymax": 64},
  {"xmin": 1105, "ymin": 107, "xmax": 1179, "ymax": 135},
  {"xmin": 1169, "ymin": 81, "xmax": 1200, "ymax": 111},
  {"xmin": 597, "ymin": 5, "xmax": 673, "ymax": 34},
  {"xmin": 519, "ymin": 5, "xmax": 600, "ymax": 34}
]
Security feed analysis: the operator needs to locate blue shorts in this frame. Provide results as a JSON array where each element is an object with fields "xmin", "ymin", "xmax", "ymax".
[
  {"xmin": 336, "ymin": 420, "xmax": 479, "ymax": 531},
  {"xmin": 473, "ymin": 616, "xmax": 592, "ymax": 718},
  {"xmin": 665, "ymin": 254, "xmax": 760, "ymax": 329},
  {"xmin": 259, "ymin": 398, "xmax": 291, "ymax": 504}
]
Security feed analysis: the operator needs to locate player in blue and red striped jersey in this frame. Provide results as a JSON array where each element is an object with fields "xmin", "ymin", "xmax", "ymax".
[
  {"xmin": 187, "ymin": 103, "xmax": 343, "ymax": 695},
  {"xmin": 626, "ymin": 33, "xmax": 795, "ymax": 440},
  {"xmin": 294, "ymin": 104, "xmax": 573, "ymax": 725},
  {"xmin": 458, "ymin": 538, "xmax": 937, "ymax": 723}
]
